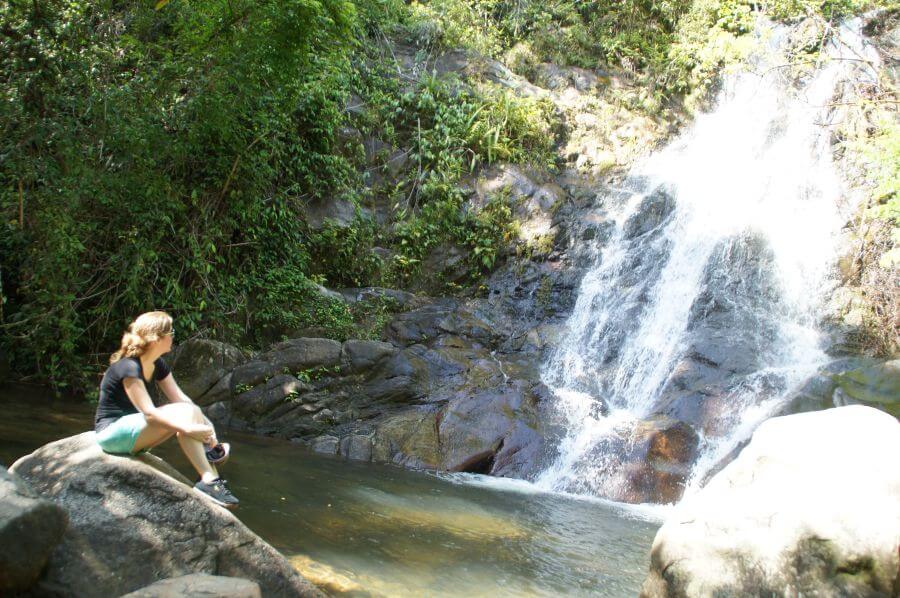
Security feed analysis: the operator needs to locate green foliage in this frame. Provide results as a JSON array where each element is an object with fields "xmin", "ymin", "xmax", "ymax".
[
  {"xmin": 382, "ymin": 75, "xmax": 554, "ymax": 209},
  {"xmin": 0, "ymin": 0, "xmax": 359, "ymax": 388},
  {"xmin": 307, "ymin": 218, "xmax": 384, "ymax": 288}
]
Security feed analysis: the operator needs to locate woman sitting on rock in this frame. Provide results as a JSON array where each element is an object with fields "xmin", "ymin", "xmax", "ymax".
[{"xmin": 93, "ymin": 311, "xmax": 238, "ymax": 508}]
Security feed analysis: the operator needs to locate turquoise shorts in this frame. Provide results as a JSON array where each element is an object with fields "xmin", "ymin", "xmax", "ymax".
[{"xmin": 95, "ymin": 413, "xmax": 148, "ymax": 455}]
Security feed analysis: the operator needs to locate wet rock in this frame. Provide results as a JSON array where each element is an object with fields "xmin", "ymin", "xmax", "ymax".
[
  {"xmin": 623, "ymin": 187, "xmax": 675, "ymax": 239},
  {"xmin": 120, "ymin": 574, "xmax": 261, "ymax": 598},
  {"xmin": 0, "ymin": 467, "xmax": 68, "ymax": 593},
  {"xmin": 170, "ymin": 339, "xmax": 245, "ymax": 405},
  {"xmin": 641, "ymin": 406, "xmax": 900, "ymax": 597},
  {"xmin": 607, "ymin": 417, "xmax": 700, "ymax": 505},
  {"xmin": 10, "ymin": 433, "xmax": 321, "ymax": 597}
]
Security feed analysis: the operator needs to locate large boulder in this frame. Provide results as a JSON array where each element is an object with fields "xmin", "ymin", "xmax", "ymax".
[
  {"xmin": 231, "ymin": 338, "xmax": 342, "ymax": 392},
  {"xmin": 0, "ymin": 466, "xmax": 68, "ymax": 593},
  {"xmin": 121, "ymin": 574, "xmax": 261, "ymax": 598},
  {"xmin": 641, "ymin": 406, "xmax": 900, "ymax": 597},
  {"xmin": 10, "ymin": 433, "xmax": 322, "ymax": 597},
  {"xmin": 170, "ymin": 339, "xmax": 245, "ymax": 405}
]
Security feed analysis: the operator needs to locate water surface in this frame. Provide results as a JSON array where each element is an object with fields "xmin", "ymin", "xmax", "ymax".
[{"xmin": 0, "ymin": 385, "xmax": 659, "ymax": 597}]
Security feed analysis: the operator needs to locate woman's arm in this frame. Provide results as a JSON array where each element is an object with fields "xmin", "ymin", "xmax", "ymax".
[
  {"xmin": 157, "ymin": 374, "xmax": 194, "ymax": 404},
  {"xmin": 123, "ymin": 378, "xmax": 210, "ymax": 439}
]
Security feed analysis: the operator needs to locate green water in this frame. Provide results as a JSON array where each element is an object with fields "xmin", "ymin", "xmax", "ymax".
[{"xmin": 0, "ymin": 385, "xmax": 661, "ymax": 597}]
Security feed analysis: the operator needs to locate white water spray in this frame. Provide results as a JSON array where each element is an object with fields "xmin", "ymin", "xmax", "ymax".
[{"xmin": 535, "ymin": 18, "xmax": 881, "ymax": 502}]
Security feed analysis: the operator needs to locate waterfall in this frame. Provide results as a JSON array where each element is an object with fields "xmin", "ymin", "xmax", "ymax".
[{"xmin": 535, "ymin": 18, "xmax": 881, "ymax": 502}]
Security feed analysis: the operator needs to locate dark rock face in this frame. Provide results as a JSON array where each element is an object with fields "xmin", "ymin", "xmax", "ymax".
[
  {"xmin": 120, "ymin": 574, "xmax": 261, "ymax": 598},
  {"xmin": 170, "ymin": 339, "xmax": 245, "ymax": 405},
  {"xmin": 10, "ymin": 433, "xmax": 322, "ymax": 598},
  {"xmin": 0, "ymin": 466, "xmax": 68, "ymax": 593}
]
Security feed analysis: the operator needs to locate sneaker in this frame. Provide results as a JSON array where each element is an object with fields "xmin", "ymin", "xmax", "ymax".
[
  {"xmin": 206, "ymin": 442, "xmax": 231, "ymax": 466},
  {"xmin": 194, "ymin": 478, "xmax": 239, "ymax": 509}
]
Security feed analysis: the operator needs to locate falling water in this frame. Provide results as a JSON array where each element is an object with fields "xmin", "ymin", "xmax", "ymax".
[{"xmin": 535, "ymin": 18, "xmax": 881, "ymax": 502}]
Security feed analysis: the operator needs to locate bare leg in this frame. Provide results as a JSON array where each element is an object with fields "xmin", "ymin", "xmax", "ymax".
[
  {"xmin": 132, "ymin": 423, "xmax": 176, "ymax": 453},
  {"xmin": 133, "ymin": 403, "xmax": 219, "ymax": 483}
]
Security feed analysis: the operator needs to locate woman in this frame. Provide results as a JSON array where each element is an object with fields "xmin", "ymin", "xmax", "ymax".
[{"xmin": 94, "ymin": 311, "xmax": 238, "ymax": 508}]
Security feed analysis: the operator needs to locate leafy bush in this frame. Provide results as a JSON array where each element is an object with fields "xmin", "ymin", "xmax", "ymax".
[{"xmin": 0, "ymin": 0, "xmax": 360, "ymax": 388}]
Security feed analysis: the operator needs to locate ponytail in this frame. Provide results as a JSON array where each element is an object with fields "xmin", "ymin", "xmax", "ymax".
[{"xmin": 110, "ymin": 311, "xmax": 173, "ymax": 364}]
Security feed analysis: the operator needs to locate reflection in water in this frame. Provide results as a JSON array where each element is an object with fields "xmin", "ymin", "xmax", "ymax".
[{"xmin": 0, "ymin": 386, "xmax": 658, "ymax": 597}]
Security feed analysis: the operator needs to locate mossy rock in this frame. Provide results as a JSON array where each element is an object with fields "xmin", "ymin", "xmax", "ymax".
[{"xmin": 833, "ymin": 360, "xmax": 900, "ymax": 417}]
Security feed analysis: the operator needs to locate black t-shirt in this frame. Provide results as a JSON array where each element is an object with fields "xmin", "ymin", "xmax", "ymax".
[{"xmin": 94, "ymin": 356, "xmax": 171, "ymax": 432}]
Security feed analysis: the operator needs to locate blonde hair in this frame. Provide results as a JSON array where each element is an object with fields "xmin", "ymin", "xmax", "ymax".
[{"xmin": 110, "ymin": 311, "xmax": 174, "ymax": 364}]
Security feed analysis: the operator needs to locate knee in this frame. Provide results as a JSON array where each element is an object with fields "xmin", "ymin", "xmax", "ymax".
[{"xmin": 163, "ymin": 402, "xmax": 199, "ymax": 422}]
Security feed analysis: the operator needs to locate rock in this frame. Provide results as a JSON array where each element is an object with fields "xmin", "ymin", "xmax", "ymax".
[
  {"xmin": 170, "ymin": 339, "xmax": 245, "ymax": 405},
  {"xmin": 232, "ymin": 375, "xmax": 309, "ymax": 419},
  {"xmin": 622, "ymin": 418, "xmax": 699, "ymax": 504},
  {"xmin": 338, "ymin": 287, "xmax": 418, "ymax": 308},
  {"xmin": 832, "ymin": 359, "xmax": 900, "ymax": 417},
  {"xmin": 201, "ymin": 372, "xmax": 233, "ymax": 406},
  {"xmin": 10, "ymin": 433, "xmax": 322, "ymax": 597},
  {"xmin": 264, "ymin": 338, "xmax": 342, "ymax": 372},
  {"xmin": 311, "ymin": 435, "xmax": 339, "ymax": 455},
  {"xmin": 0, "ymin": 347, "xmax": 10, "ymax": 378},
  {"xmin": 623, "ymin": 186, "xmax": 675, "ymax": 239},
  {"xmin": 120, "ymin": 574, "xmax": 261, "ymax": 598},
  {"xmin": 230, "ymin": 360, "xmax": 273, "ymax": 392},
  {"xmin": 231, "ymin": 338, "xmax": 342, "ymax": 393},
  {"xmin": 641, "ymin": 406, "xmax": 900, "ymax": 597},
  {"xmin": 303, "ymin": 197, "xmax": 358, "ymax": 230},
  {"xmin": 341, "ymin": 340, "xmax": 398, "ymax": 374},
  {"xmin": 344, "ymin": 434, "xmax": 373, "ymax": 462},
  {"xmin": 0, "ymin": 467, "xmax": 68, "ymax": 593},
  {"xmin": 419, "ymin": 242, "xmax": 470, "ymax": 288},
  {"xmin": 372, "ymin": 408, "xmax": 441, "ymax": 469},
  {"xmin": 438, "ymin": 384, "xmax": 542, "ymax": 475}
]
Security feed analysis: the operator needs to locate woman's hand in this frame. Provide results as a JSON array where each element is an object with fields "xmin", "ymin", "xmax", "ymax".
[{"xmin": 181, "ymin": 422, "xmax": 214, "ymax": 443}]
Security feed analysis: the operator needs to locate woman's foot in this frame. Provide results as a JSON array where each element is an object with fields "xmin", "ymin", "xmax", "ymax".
[
  {"xmin": 206, "ymin": 442, "xmax": 230, "ymax": 466},
  {"xmin": 193, "ymin": 478, "xmax": 239, "ymax": 509}
]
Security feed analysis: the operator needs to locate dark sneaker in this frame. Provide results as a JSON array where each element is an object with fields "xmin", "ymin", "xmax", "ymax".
[
  {"xmin": 194, "ymin": 478, "xmax": 239, "ymax": 509},
  {"xmin": 206, "ymin": 442, "xmax": 231, "ymax": 466}
]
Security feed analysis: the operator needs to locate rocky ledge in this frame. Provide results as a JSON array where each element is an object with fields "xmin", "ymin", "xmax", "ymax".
[
  {"xmin": 641, "ymin": 406, "xmax": 900, "ymax": 597},
  {"xmin": 9, "ymin": 433, "xmax": 322, "ymax": 597}
]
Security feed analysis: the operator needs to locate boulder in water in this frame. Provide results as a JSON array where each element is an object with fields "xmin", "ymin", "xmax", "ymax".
[
  {"xmin": 598, "ymin": 416, "xmax": 699, "ymax": 505},
  {"xmin": 641, "ymin": 406, "xmax": 900, "ymax": 597},
  {"xmin": 10, "ymin": 432, "xmax": 322, "ymax": 597},
  {"xmin": 0, "ymin": 466, "xmax": 68, "ymax": 593}
]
